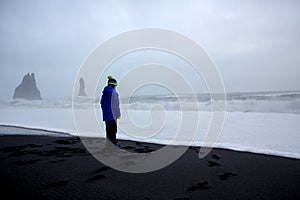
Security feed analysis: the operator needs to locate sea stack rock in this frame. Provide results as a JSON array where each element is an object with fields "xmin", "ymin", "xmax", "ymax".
[
  {"xmin": 13, "ymin": 73, "xmax": 42, "ymax": 100},
  {"xmin": 78, "ymin": 77, "xmax": 87, "ymax": 96}
]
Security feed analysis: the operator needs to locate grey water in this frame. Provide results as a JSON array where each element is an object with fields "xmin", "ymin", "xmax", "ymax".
[{"xmin": 2, "ymin": 90, "xmax": 300, "ymax": 114}]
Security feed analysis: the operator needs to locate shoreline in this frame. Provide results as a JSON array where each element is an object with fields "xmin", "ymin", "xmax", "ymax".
[
  {"xmin": 0, "ymin": 134, "xmax": 299, "ymax": 199},
  {"xmin": 1, "ymin": 124, "xmax": 300, "ymax": 160}
]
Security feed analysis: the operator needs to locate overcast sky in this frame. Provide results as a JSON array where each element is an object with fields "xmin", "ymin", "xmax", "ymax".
[{"xmin": 0, "ymin": 0, "xmax": 299, "ymax": 100}]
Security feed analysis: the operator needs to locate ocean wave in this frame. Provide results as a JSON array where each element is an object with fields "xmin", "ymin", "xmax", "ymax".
[{"xmin": 1, "ymin": 91, "xmax": 300, "ymax": 114}]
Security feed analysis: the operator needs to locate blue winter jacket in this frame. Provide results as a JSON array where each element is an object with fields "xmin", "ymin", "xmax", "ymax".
[{"xmin": 100, "ymin": 85, "xmax": 121, "ymax": 121}]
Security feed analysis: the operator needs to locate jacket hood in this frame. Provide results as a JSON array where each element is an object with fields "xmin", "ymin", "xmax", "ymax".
[{"xmin": 102, "ymin": 85, "xmax": 114, "ymax": 96}]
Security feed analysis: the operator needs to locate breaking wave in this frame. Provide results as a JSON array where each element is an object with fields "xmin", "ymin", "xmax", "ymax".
[{"xmin": 1, "ymin": 91, "xmax": 300, "ymax": 114}]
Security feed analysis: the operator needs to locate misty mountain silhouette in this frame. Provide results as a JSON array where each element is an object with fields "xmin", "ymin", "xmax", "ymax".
[
  {"xmin": 13, "ymin": 73, "xmax": 42, "ymax": 100},
  {"xmin": 78, "ymin": 78, "xmax": 87, "ymax": 97}
]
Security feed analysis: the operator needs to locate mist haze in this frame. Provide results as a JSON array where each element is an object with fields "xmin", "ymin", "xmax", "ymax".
[{"xmin": 1, "ymin": 0, "xmax": 300, "ymax": 100}]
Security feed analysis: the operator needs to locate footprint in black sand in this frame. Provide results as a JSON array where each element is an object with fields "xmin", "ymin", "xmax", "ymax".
[
  {"xmin": 208, "ymin": 160, "xmax": 221, "ymax": 167},
  {"xmin": 121, "ymin": 144, "xmax": 156, "ymax": 153},
  {"xmin": 133, "ymin": 148, "xmax": 155, "ymax": 153},
  {"xmin": 189, "ymin": 146, "xmax": 200, "ymax": 153},
  {"xmin": 86, "ymin": 174, "xmax": 106, "ymax": 182},
  {"xmin": 89, "ymin": 166, "xmax": 110, "ymax": 182},
  {"xmin": 38, "ymin": 147, "xmax": 86, "ymax": 157},
  {"xmin": 3, "ymin": 144, "xmax": 42, "ymax": 157},
  {"xmin": 94, "ymin": 166, "xmax": 111, "ymax": 173},
  {"xmin": 54, "ymin": 139, "xmax": 80, "ymax": 145},
  {"xmin": 218, "ymin": 172, "xmax": 237, "ymax": 180},
  {"xmin": 211, "ymin": 154, "xmax": 220, "ymax": 160},
  {"xmin": 3, "ymin": 144, "xmax": 42, "ymax": 153},
  {"xmin": 186, "ymin": 181, "xmax": 209, "ymax": 192},
  {"xmin": 121, "ymin": 146, "xmax": 135, "ymax": 150},
  {"xmin": 9, "ymin": 149, "xmax": 41, "ymax": 157},
  {"xmin": 43, "ymin": 180, "xmax": 69, "ymax": 189},
  {"xmin": 133, "ymin": 148, "xmax": 145, "ymax": 153},
  {"xmin": 144, "ymin": 146, "xmax": 156, "ymax": 152},
  {"xmin": 55, "ymin": 146, "xmax": 86, "ymax": 153},
  {"xmin": 189, "ymin": 146, "xmax": 199, "ymax": 151},
  {"xmin": 13, "ymin": 159, "xmax": 41, "ymax": 166}
]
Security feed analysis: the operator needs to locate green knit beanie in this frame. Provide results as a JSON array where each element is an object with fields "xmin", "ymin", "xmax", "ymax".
[{"xmin": 107, "ymin": 75, "xmax": 117, "ymax": 86}]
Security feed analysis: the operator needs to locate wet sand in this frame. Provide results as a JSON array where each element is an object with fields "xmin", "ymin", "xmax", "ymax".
[{"xmin": 0, "ymin": 135, "xmax": 299, "ymax": 200}]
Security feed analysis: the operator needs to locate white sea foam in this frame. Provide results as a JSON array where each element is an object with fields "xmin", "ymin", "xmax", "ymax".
[
  {"xmin": 1, "ymin": 91, "xmax": 299, "ymax": 113},
  {"xmin": 0, "ymin": 91, "xmax": 299, "ymax": 159}
]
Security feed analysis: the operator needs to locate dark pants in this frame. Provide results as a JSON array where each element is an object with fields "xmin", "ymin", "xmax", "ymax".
[{"xmin": 105, "ymin": 120, "xmax": 117, "ymax": 145}]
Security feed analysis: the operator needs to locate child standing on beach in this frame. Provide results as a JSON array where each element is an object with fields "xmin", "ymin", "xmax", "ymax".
[{"xmin": 100, "ymin": 75, "xmax": 121, "ymax": 145}]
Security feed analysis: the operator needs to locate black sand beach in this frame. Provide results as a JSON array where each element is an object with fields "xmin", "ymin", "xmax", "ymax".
[{"xmin": 0, "ymin": 135, "xmax": 299, "ymax": 200}]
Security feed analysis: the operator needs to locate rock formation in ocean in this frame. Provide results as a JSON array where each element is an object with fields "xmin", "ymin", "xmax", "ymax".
[
  {"xmin": 13, "ymin": 73, "xmax": 42, "ymax": 100},
  {"xmin": 78, "ymin": 77, "xmax": 87, "ymax": 97}
]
